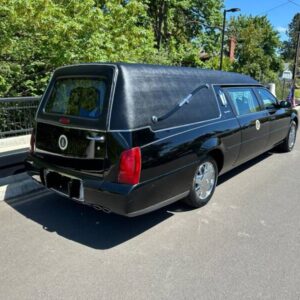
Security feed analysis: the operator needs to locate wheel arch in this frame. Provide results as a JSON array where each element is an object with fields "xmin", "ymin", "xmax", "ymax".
[
  {"xmin": 292, "ymin": 115, "xmax": 298, "ymax": 128},
  {"xmin": 207, "ymin": 148, "xmax": 224, "ymax": 173}
]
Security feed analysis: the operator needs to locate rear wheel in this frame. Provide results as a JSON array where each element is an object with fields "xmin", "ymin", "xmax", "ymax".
[
  {"xmin": 279, "ymin": 121, "xmax": 297, "ymax": 152},
  {"xmin": 185, "ymin": 157, "xmax": 218, "ymax": 208}
]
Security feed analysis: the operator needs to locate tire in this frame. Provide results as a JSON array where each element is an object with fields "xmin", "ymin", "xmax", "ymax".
[
  {"xmin": 184, "ymin": 156, "xmax": 218, "ymax": 208},
  {"xmin": 279, "ymin": 121, "xmax": 297, "ymax": 152}
]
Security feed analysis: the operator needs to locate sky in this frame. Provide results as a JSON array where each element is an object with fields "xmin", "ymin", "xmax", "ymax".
[{"xmin": 225, "ymin": 0, "xmax": 299, "ymax": 41}]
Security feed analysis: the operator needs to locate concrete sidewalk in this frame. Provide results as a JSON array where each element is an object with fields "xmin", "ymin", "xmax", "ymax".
[
  {"xmin": 0, "ymin": 134, "xmax": 30, "ymax": 177},
  {"xmin": 0, "ymin": 134, "xmax": 30, "ymax": 153},
  {"xmin": 0, "ymin": 135, "xmax": 44, "ymax": 201}
]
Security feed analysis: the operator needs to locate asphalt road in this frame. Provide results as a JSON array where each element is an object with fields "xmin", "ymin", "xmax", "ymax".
[{"xmin": 0, "ymin": 140, "xmax": 300, "ymax": 299}]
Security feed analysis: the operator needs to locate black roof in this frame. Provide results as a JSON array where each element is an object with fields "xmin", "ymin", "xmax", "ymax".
[
  {"xmin": 55, "ymin": 62, "xmax": 258, "ymax": 85},
  {"xmin": 114, "ymin": 62, "xmax": 258, "ymax": 85}
]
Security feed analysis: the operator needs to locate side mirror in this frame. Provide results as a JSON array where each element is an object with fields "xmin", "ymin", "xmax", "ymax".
[{"xmin": 280, "ymin": 100, "xmax": 292, "ymax": 108}]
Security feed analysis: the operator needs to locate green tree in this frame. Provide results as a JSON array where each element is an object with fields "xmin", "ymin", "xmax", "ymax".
[
  {"xmin": 281, "ymin": 13, "xmax": 300, "ymax": 61},
  {"xmin": 229, "ymin": 15, "xmax": 283, "ymax": 82},
  {"xmin": 0, "ymin": 0, "xmax": 155, "ymax": 96},
  {"xmin": 144, "ymin": 0, "xmax": 223, "ymax": 66}
]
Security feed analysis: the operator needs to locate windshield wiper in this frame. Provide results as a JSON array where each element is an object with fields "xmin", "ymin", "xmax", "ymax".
[{"xmin": 151, "ymin": 84, "xmax": 210, "ymax": 123}]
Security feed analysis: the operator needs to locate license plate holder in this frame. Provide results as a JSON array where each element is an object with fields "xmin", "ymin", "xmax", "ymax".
[{"xmin": 44, "ymin": 170, "xmax": 84, "ymax": 202}]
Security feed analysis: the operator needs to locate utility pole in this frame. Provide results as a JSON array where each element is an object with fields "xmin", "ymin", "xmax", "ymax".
[
  {"xmin": 293, "ymin": 32, "xmax": 300, "ymax": 81},
  {"xmin": 219, "ymin": 8, "xmax": 240, "ymax": 71},
  {"xmin": 292, "ymin": 31, "xmax": 300, "ymax": 106}
]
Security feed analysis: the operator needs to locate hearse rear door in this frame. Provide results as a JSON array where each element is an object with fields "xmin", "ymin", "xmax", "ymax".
[
  {"xmin": 223, "ymin": 86, "xmax": 269, "ymax": 165},
  {"xmin": 35, "ymin": 65, "xmax": 116, "ymax": 176}
]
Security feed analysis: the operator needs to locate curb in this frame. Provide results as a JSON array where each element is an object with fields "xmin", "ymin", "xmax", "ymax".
[
  {"xmin": 0, "ymin": 149, "xmax": 28, "ymax": 179},
  {"xmin": 0, "ymin": 172, "xmax": 29, "ymax": 186},
  {"xmin": 0, "ymin": 172, "xmax": 45, "ymax": 202}
]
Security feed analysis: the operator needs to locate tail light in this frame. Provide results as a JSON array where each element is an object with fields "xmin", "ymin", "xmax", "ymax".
[
  {"xmin": 118, "ymin": 147, "xmax": 141, "ymax": 185},
  {"xmin": 59, "ymin": 117, "xmax": 70, "ymax": 125},
  {"xmin": 30, "ymin": 129, "xmax": 36, "ymax": 153}
]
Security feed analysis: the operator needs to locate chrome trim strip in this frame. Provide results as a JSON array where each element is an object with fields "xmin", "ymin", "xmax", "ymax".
[
  {"xmin": 86, "ymin": 135, "xmax": 105, "ymax": 142},
  {"xmin": 107, "ymin": 66, "xmax": 119, "ymax": 130},
  {"xmin": 140, "ymin": 118, "xmax": 237, "ymax": 148},
  {"xmin": 35, "ymin": 147, "xmax": 103, "ymax": 159},
  {"xmin": 108, "ymin": 118, "xmax": 216, "ymax": 133}
]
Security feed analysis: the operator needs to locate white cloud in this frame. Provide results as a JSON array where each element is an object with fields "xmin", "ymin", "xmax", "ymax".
[{"xmin": 276, "ymin": 26, "xmax": 287, "ymax": 33}]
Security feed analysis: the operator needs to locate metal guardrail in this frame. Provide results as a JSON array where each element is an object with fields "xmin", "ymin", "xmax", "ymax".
[{"xmin": 0, "ymin": 97, "xmax": 40, "ymax": 138}]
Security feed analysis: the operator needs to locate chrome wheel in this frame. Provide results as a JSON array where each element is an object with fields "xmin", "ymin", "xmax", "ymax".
[
  {"xmin": 288, "ymin": 124, "xmax": 296, "ymax": 149},
  {"xmin": 193, "ymin": 162, "xmax": 216, "ymax": 200}
]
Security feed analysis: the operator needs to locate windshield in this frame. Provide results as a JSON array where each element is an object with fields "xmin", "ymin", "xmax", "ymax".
[{"xmin": 45, "ymin": 78, "xmax": 107, "ymax": 119}]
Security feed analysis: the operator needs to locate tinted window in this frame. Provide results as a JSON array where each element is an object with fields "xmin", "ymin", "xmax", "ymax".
[
  {"xmin": 257, "ymin": 88, "xmax": 278, "ymax": 109},
  {"xmin": 45, "ymin": 78, "xmax": 106, "ymax": 119},
  {"xmin": 225, "ymin": 87, "xmax": 261, "ymax": 116}
]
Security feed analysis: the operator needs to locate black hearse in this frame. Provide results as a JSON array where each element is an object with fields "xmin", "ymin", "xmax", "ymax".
[{"xmin": 26, "ymin": 63, "xmax": 298, "ymax": 216}]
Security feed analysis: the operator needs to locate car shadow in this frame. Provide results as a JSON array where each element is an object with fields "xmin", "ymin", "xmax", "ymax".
[
  {"xmin": 6, "ymin": 192, "xmax": 174, "ymax": 250},
  {"xmin": 5, "ymin": 150, "xmax": 277, "ymax": 250},
  {"xmin": 217, "ymin": 151, "xmax": 273, "ymax": 185}
]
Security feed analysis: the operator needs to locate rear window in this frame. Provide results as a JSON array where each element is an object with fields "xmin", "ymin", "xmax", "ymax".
[{"xmin": 44, "ymin": 78, "xmax": 106, "ymax": 119}]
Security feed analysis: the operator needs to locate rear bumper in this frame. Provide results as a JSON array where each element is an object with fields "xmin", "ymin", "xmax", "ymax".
[{"xmin": 26, "ymin": 154, "xmax": 193, "ymax": 217}]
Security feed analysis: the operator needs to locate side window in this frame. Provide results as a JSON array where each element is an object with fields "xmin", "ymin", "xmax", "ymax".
[
  {"xmin": 224, "ymin": 87, "xmax": 261, "ymax": 116},
  {"xmin": 256, "ymin": 88, "xmax": 278, "ymax": 109}
]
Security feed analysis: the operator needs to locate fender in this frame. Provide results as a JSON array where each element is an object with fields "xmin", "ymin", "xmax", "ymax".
[
  {"xmin": 291, "ymin": 111, "xmax": 298, "ymax": 127},
  {"xmin": 201, "ymin": 137, "xmax": 226, "ymax": 175}
]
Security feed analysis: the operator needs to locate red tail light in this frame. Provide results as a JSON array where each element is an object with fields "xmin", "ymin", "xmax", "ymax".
[
  {"xmin": 118, "ymin": 147, "xmax": 141, "ymax": 185},
  {"xmin": 59, "ymin": 117, "xmax": 70, "ymax": 125},
  {"xmin": 30, "ymin": 130, "xmax": 35, "ymax": 153}
]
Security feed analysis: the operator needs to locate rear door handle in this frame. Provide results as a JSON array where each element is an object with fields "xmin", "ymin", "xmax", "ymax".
[{"xmin": 86, "ymin": 135, "xmax": 105, "ymax": 142}]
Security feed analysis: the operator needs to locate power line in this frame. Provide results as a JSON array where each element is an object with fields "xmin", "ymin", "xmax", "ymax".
[
  {"xmin": 258, "ymin": 0, "xmax": 293, "ymax": 16},
  {"xmin": 288, "ymin": 0, "xmax": 300, "ymax": 8}
]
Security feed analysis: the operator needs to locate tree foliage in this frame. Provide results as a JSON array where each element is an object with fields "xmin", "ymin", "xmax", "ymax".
[
  {"xmin": 0, "ymin": 0, "xmax": 284, "ymax": 97},
  {"xmin": 145, "ymin": 0, "xmax": 222, "ymax": 65},
  {"xmin": 0, "ymin": 0, "xmax": 155, "ymax": 96},
  {"xmin": 281, "ymin": 13, "xmax": 300, "ymax": 61},
  {"xmin": 229, "ymin": 15, "xmax": 283, "ymax": 82}
]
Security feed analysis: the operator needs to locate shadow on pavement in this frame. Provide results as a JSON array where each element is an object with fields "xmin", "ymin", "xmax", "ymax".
[
  {"xmin": 217, "ymin": 151, "xmax": 272, "ymax": 185},
  {"xmin": 5, "ymin": 150, "xmax": 277, "ymax": 250},
  {"xmin": 8, "ymin": 193, "xmax": 174, "ymax": 250}
]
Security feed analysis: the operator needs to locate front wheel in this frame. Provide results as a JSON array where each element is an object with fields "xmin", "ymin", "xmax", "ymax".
[
  {"xmin": 184, "ymin": 157, "xmax": 218, "ymax": 208},
  {"xmin": 279, "ymin": 121, "xmax": 297, "ymax": 152}
]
